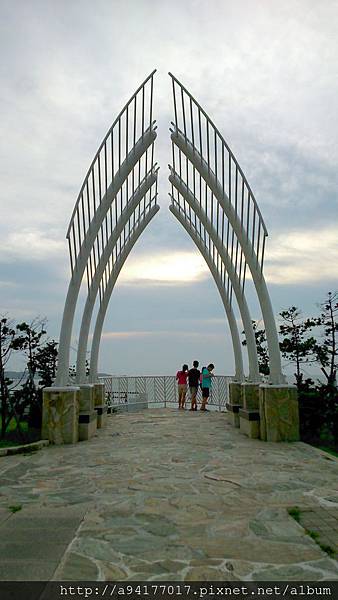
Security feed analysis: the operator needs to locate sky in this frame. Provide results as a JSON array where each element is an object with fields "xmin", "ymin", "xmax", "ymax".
[{"xmin": 1, "ymin": 0, "xmax": 337, "ymax": 377}]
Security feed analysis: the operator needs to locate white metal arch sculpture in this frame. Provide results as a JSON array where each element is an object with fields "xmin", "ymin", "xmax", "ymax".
[
  {"xmin": 169, "ymin": 175, "xmax": 260, "ymax": 382},
  {"xmin": 169, "ymin": 201, "xmax": 259, "ymax": 381},
  {"xmin": 75, "ymin": 169, "xmax": 159, "ymax": 382},
  {"xmin": 168, "ymin": 73, "xmax": 284, "ymax": 384},
  {"xmin": 89, "ymin": 201, "xmax": 160, "ymax": 381},
  {"xmin": 169, "ymin": 203, "xmax": 244, "ymax": 380},
  {"xmin": 55, "ymin": 71, "xmax": 158, "ymax": 385},
  {"xmin": 55, "ymin": 71, "xmax": 284, "ymax": 387}
]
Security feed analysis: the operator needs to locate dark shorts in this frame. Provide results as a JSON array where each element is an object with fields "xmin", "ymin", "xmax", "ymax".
[{"xmin": 202, "ymin": 387, "xmax": 210, "ymax": 398}]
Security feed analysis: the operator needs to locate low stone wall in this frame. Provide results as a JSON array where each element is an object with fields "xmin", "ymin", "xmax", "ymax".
[
  {"xmin": 227, "ymin": 381, "xmax": 300, "ymax": 442},
  {"xmin": 42, "ymin": 387, "xmax": 80, "ymax": 444},
  {"xmin": 42, "ymin": 384, "xmax": 108, "ymax": 445}
]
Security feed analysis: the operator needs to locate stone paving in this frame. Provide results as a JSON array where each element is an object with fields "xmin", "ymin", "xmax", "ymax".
[
  {"xmin": 297, "ymin": 506, "xmax": 338, "ymax": 559},
  {"xmin": 0, "ymin": 408, "xmax": 338, "ymax": 581}
]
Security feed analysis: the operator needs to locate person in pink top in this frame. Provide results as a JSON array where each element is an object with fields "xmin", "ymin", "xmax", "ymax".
[{"xmin": 176, "ymin": 364, "xmax": 189, "ymax": 409}]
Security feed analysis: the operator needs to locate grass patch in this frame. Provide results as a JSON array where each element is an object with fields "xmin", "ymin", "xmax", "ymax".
[
  {"xmin": 316, "ymin": 445, "xmax": 338, "ymax": 458},
  {"xmin": 8, "ymin": 505, "xmax": 22, "ymax": 513},
  {"xmin": 0, "ymin": 419, "xmax": 41, "ymax": 447},
  {"xmin": 0, "ymin": 439, "xmax": 24, "ymax": 448},
  {"xmin": 306, "ymin": 529, "xmax": 320, "ymax": 541},
  {"xmin": 0, "ymin": 417, "xmax": 28, "ymax": 433},
  {"xmin": 288, "ymin": 506, "xmax": 301, "ymax": 522},
  {"xmin": 289, "ymin": 506, "xmax": 336, "ymax": 558},
  {"xmin": 319, "ymin": 543, "xmax": 335, "ymax": 557}
]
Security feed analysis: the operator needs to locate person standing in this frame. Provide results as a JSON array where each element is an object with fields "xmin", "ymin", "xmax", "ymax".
[
  {"xmin": 201, "ymin": 363, "xmax": 215, "ymax": 411},
  {"xmin": 188, "ymin": 360, "xmax": 200, "ymax": 411},
  {"xmin": 176, "ymin": 364, "xmax": 189, "ymax": 409}
]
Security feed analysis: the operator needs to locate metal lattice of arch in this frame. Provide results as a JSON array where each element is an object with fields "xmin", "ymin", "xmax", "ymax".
[
  {"xmin": 55, "ymin": 71, "xmax": 158, "ymax": 386},
  {"xmin": 168, "ymin": 73, "xmax": 284, "ymax": 384}
]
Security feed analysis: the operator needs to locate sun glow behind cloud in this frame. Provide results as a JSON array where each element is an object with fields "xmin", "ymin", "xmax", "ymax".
[
  {"xmin": 265, "ymin": 226, "xmax": 338, "ymax": 285},
  {"xmin": 118, "ymin": 251, "xmax": 209, "ymax": 284},
  {"xmin": 117, "ymin": 225, "xmax": 338, "ymax": 288}
]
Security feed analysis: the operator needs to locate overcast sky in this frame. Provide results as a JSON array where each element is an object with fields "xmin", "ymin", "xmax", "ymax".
[{"xmin": 1, "ymin": 0, "xmax": 337, "ymax": 376}]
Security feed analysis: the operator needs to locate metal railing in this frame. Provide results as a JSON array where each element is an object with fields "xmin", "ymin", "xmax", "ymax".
[{"xmin": 98, "ymin": 375, "xmax": 232, "ymax": 412}]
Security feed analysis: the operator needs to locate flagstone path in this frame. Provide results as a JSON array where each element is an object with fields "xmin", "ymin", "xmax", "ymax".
[{"xmin": 0, "ymin": 408, "xmax": 338, "ymax": 581}]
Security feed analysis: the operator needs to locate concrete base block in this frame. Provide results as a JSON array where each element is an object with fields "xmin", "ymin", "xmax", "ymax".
[
  {"xmin": 259, "ymin": 384, "xmax": 300, "ymax": 442},
  {"xmin": 242, "ymin": 382, "xmax": 260, "ymax": 411},
  {"xmin": 78, "ymin": 384, "xmax": 95, "ymax": 413},
  {"xmin": 225, "ymin": 402, "xmax": 240, "ymax": 428},
  {"xmin": 239, "ymin": 409, "xmax": 260, "ymax": 439},
  {"xmin": 227, "ymin": 411, "xmax": 240, "ymax": 428},
  {"xmin": 95, "ymin": 404, "xmax": 108, "ymax": 428},
  {"xmin": 42, "ymin": 387, "xmax": 80, "ymax": 445},
  {"xmin": 93, "ymin": 383, "xmax": 105, "ymax": 407},
  {"xmin": 78, "ymin": 411, "xmax": 97, "ymax": 441},
  {"xmin": 229, "ymin": 382, "xmax": 243, "ymax": 407}
]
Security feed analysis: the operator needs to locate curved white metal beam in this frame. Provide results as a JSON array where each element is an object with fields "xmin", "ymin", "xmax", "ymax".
[
  {"xmin": 67, "ymin": 70, "xmax": 157, "ymax": 239},
  {"xmin": 170, "ymin": 205, "xmax": 244, "ymax": 381},
  {"xmin": 90, "ymin": 204, "xmax": 160, "ymax": 381},
  {"xmin": 171, "ymin": 130, "xmax": 283, "ymax": 384},
  {"xmin": 55, "ymin": 128, "xmax": 157, "ymax": 385},
  {"xmin": 169, "ymin": 177, "xmax": 259, "ymax": 381},
  {"xmin": 75, "ymin": 171, "xmax": 158, "ymax": 382}
]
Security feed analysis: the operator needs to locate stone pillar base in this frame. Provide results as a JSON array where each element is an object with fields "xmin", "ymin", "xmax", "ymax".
[
  {"xmin": 95, "ymin": 405, "xmax": 108, "ymax": 428},
  {"xmin": 259, "ymin": 384, "xmax": 299, "ymax": 442},
  {"xmin": 228, "ymin": 382, "xmax": 243, "ymax": 407},
  {"xmin": 93, "ymin": 383, "xmax": 105, "ymax": 407},
  {"xmin": 225, "ymin": 402, "xmax": 240, "ymax": 428},
  {"xmin": 42, "ymin": 387, "xmax": 80, "ymax": 445},
  {"xmin": 239, "ymin": 408, "xmax": 260, "ymax": 439},
  {"xmin": 78, "ymin": 384, "xmax": 95, "ymax": 412},
  {"xmin": 79, "ymin": 411, "xmax": 97, "ymax": 441},
  {"xmin": 242, "ymin": 382, "xmax": 260, "ymax": 411}
]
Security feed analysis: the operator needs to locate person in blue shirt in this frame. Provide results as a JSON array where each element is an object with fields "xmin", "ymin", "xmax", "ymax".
[{"xmin": 201, "ymin": 363, "xmax": 215, "ymax": 411}]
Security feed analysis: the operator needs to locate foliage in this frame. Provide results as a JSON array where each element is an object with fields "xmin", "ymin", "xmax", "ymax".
[
  {"xmin": 287, "ymin": 507, "xmax": 300, "ymax": 522},
  {"xmin": 35, "ymin": 340, "xmax": 58, "ymax": 387},
  {"xmin": 313, "ymin": 291, "xmax": 338, "ymax": 387},
  {"xmin": 0, "ymin": 316, "xmax": 58, "ymax": 440},
  {"xmin": 8, "ymin": 505, "xmax": 22, "ymax": 513},
  {"xmin": 0, "ymin": 317, "xmax": 18, "ymax": 438},
  {"xmin": 279, "ymin": 307, "xmax": 320, "ymax": 390},
  {"xmin": 11, "ymin": 319, "xmax": 47, "ymax": 430},
  {"xmin": 241, "ymin": 292, "xmax": 337, "ymax": 449},
  {"xmin": 242, "ymin": 320, "xmax": 270, "ymax": 376},
  {"xmin": 69, "ymin": 359, "xmax": 90, "ymax": 380}
]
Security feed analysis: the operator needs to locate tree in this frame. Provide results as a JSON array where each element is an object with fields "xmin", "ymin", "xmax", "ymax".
[
  {"xmin": 69, "ymin": 359, "xmax": 90, "ymax": 381},
  {"xmin": 34, "ymin": 340, "xmax": 58, "ymax": 387},
  {"xmin": 279, "ymin": 307, "xmax": 319, "ymax": 390},
  {"xmin": 311, "ymin": 292, "xmax": 338, "ymax": 445},
  {"xmin": 314, "ymin": 291, "xmax": 338, "ymax": 388},
  {"xmin": 13, "ymin": 319, "xmax": 47, "ymax": 382},
  {"xmin": 12, "ymin": 318, "xmax": 46, "ymax": 428},
  {"xmin": 242, "ymin": 320, "xmax": 270, "ymax": 376},
  {"xmin": 0, "ymin": 317, "xmax": 16, "ymax": 438}
]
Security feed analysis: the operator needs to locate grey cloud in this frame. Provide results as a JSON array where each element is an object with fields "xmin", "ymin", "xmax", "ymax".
[{"xmin": 1, "ymin": 0, "xmax": 337, "ymax": 374}]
